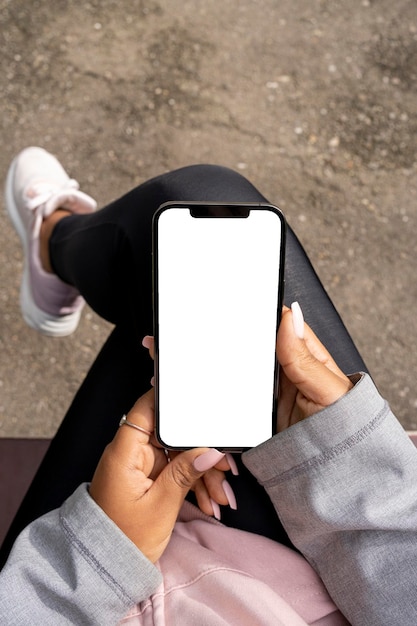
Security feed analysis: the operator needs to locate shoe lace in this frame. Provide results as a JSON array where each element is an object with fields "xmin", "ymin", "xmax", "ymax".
[{"xmin": 26, "ymin": 179, "xmax": 80, "ymax": 211}]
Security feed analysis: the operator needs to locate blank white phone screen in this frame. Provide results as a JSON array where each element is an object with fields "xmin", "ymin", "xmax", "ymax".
[{"xmin": 156, "ymin": 207, "xmax": 283, "ymax": 449}]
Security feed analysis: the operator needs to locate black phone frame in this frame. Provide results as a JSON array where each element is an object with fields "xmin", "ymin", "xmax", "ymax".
[{"xmin": 152, "ymin": 201, "xmax": 287, "ymax": 452}]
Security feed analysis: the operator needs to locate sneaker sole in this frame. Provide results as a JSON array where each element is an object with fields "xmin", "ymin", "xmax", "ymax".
[{"xmin": 5, "ymin": 157, "xmax": 82, "ymax": 337}]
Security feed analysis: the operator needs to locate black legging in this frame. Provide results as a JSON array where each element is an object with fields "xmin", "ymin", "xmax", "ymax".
[{"xmin": 0, "ymin": 165, "xmax": 368, "ymax": 567}]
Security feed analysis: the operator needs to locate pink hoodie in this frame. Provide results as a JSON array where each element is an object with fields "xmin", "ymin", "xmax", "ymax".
[{"xmin": 119, "ymin": 502, "xmax": 348, "ymax": 625}]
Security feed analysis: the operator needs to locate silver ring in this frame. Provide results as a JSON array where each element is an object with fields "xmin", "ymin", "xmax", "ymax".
[
  {"xmin": 164, "ymin": 448, "xmax": 172, "ymax": 463},
  {"xmin": 119, "ymin": 414, "xmax": 153, "ymax": 436}
]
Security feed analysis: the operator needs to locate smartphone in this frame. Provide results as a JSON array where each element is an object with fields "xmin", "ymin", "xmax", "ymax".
[{"xmin": 152, "ymin": 202, "xmax": 286, "ymax": 452}]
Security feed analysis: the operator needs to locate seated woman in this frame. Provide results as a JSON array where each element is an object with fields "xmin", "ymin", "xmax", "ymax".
[{"xmin": 1, "ymin": 147, "xmax": 416, "ymax": 625}]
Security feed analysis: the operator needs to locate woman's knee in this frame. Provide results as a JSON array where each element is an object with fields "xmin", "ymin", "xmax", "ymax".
[{"xmin": 136, "ymin": 164, "xmax": 267, "ymax": 204}]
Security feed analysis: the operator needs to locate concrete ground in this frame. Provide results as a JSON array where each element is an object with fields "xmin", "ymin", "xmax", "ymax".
[{"xmin": 0, "ymin": 0, "xmax": 416, "ymax": 437}]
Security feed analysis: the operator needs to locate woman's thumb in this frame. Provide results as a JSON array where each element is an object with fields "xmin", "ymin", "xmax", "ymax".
[
  {"xmin": 277, "ymin": 303, "xmax": 352, "ymax": 409},
  {"xmin": 152, "ymin": 448, "xmax": 225, "ymax": 510}
]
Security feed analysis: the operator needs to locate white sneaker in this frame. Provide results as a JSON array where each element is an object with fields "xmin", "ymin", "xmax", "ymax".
[{"xmin": 5, "ymin": 147, "xmax": 97, "ymax": 337}]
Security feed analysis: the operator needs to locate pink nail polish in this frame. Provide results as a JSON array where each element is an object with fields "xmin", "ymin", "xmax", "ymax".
[
  {"xmin": 210, "ymin": 498, "xmax": 221, "ymax": 521},
  {"xmin": 222, "ymin": 479, "xmax": 237, "ymax": 510},
  {"xmin": 142, "ymin": 335, "xmax": 152, "ymax": 349},
  {"xmin": 150, "ymin": 376, "xmax": 155, "ymax": 387},
  {"xmin": 225, "ymin": 453, "xmax": 239, "ymax": 476},
  {"xmin": 291, "ymin": 301, "xmax": 305, "ymax": 339},
  {"xmin": 193, "ymin": 449, "xmax": 225, "ymax": 472}
]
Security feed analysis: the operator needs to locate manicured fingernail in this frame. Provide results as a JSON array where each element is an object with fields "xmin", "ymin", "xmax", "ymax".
[
  {"xmin": 210, "ymin": 498, "xmax": 221, "ymax": 521},
  {"xmin": 150, "ymin": 376, "xmax": 155, "ymax": 387},
  {"xmin": 291, "ymin": 301, "xmax": 305, "ymax": 339},
  {"xmin": 222, "ymin": 479, "xmax": 237, "ymax": 510},
  {"xmin": 193, "ymin": 449, "xmax": 225, "ymax": 472},
  {"xmin": 142, "ymin": 335, "xmax": 152, "ymax": 349},
  {"xmin": 225, "ymin": 453, "xmax": 239, "ymax": 476}
]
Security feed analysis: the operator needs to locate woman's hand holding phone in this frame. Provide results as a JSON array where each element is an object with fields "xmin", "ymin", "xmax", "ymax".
[
  {"xmin": 90, "ymin": 307, "xmax": 352, "ymax": 564},
  {"xmin": 276, "ymin": 303, "xmax": 354, "ymax": 431},
  {"xmin": 89, "ymin": 388, "xmax": 233, "ymax": 563}
]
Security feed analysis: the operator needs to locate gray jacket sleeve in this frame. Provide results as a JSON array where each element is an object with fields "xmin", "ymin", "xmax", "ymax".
[
  {"xmin": 243, "ymin": 373, "xmax": 417, "ymax": 625},
  {"xmin": 0, "ymin": 484, "xmax": 162, "ymax": 625}
]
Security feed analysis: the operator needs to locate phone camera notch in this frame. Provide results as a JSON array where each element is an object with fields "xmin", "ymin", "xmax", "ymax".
[{"xmin": 190, "ymin": 205, "xmax": 250, "ymax": 218}]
